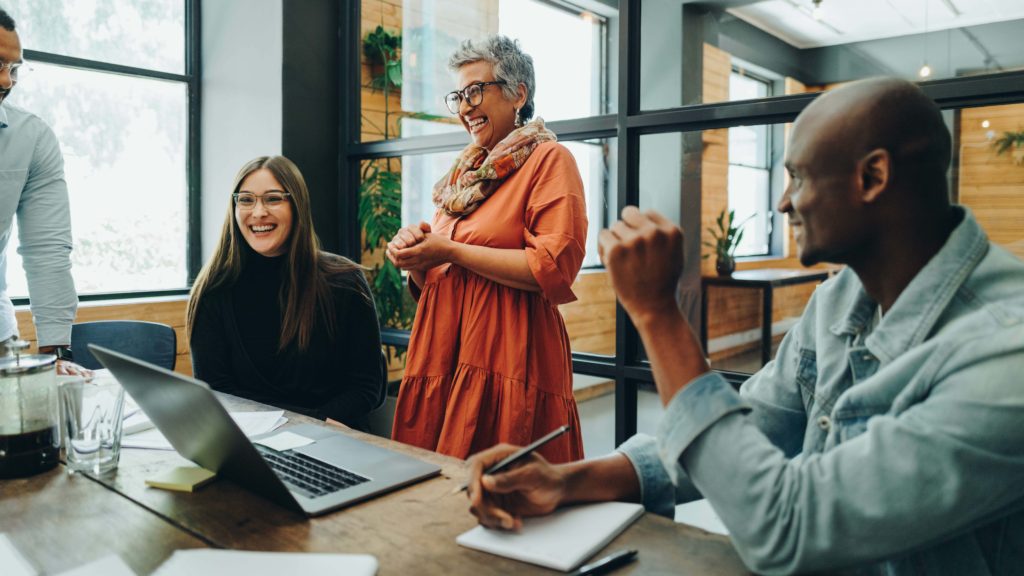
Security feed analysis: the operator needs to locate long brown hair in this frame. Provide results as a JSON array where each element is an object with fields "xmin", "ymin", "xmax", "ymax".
[{"xmin": 187, "ymin": 156, "xmax": 368, "ymax": 352}]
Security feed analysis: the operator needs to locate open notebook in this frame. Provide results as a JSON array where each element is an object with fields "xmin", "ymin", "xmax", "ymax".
[{"xmin": 456, "ymin": 501, "xmax": 644, "ymax": 572}]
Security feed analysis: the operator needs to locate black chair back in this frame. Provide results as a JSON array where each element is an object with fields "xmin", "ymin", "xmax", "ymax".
[{"xmin": 71, "ymin": 320, "xmax": 177, "ymax": 371}]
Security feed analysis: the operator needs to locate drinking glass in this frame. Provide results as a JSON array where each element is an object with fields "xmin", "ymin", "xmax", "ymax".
[{"xmin": 59, "ymin": 377, "xmax": 125, "ymax": 475}]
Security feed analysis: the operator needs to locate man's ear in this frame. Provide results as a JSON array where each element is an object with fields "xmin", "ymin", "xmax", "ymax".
[{"xmin": 860, "ymin": 148, "xmax": 890, "ymax": 204}]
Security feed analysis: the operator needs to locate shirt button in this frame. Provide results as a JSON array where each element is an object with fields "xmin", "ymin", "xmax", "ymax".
[{"xmin": 817, "ymin": 415, "xmax": 831, "ymax": 431}]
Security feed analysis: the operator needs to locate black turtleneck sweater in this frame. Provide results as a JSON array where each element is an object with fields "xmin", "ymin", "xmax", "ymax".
[{"xmin": 189, "ymin": 249, "xmax": 382, "ymax": 429}]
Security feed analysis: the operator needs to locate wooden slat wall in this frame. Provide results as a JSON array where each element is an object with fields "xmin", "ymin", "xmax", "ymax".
[
  {"xmin": 560, "ymin": 271, "xmax": 616, "ymax": 356},
  {"xmin": 15, "ymin": 298, "xmax": 192, "ymax": 376},
  {"xmin": 361, "ymin": 0, "xmax": 404, "ymax": 143},
  {"xmin": 360, "ymin": 0, "xmax": 495, "ymax": 143},
  {"xmin": 959, "ymin": 104, "xmax": 1024, "ymax": 258},
  {"xmin": 700, "ymin": 43, "xmax": 732, "ymax": 278}
]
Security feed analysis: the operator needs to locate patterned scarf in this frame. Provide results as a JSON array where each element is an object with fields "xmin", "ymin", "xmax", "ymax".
[{"xmin": 433, "ymin": 118, "xmax": 557, "ymax": 217}]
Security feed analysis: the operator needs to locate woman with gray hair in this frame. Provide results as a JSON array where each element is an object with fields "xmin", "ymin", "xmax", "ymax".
[{"xmin": 386, "ymin": 35, "xmax": 586, "ymax": 463}]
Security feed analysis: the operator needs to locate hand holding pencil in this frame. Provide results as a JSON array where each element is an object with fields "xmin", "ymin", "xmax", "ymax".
[{"xmin": 464, "ymin": 426, "xmax": 571, "ymax": 531}]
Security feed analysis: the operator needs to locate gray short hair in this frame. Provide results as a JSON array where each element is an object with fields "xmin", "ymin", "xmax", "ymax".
[{"xmin": 449, "ymin": 35, "xmax": 536, "ymax": 124}]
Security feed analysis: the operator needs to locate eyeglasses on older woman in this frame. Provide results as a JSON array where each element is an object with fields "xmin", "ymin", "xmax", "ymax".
[{"xmin": 444, "ymin": 80, "xmax": 507, "ymax": 114}]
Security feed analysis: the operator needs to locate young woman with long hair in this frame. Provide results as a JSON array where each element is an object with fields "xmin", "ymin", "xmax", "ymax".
[{"xmin": 187, "ymin": 156, "xmax": 382, "ymax": 429}]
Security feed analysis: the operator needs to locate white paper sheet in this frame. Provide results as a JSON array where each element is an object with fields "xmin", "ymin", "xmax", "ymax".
[
  {"xmin": 254, "ymin": 430, "xmax": 315, "ymax": 452},
  {"xmin": 152, "ymin": 550, "xmax": 377, "ymax": 576},
  {"xmin": 122, "ymin": 411, "xmax": 287, "ymax": 450},
  {"xmin": 674, "ymin": 499, "xmax": 730, "ymax": 535},
  {"xmin": 0, "ymin": 534, "xmax": 37, "ymax": 576},
  {"xmin": 90, "ymin": 370, "xmax": 148, "ymax": 433},
  {"xmin": 54, "ymin": 554, "xmax": 137, "ymax": 576}
]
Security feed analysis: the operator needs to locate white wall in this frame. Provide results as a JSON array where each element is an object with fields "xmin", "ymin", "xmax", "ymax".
[{"xmin": 200, "ymin": 0, "xmax": 283, "ymax": 261}]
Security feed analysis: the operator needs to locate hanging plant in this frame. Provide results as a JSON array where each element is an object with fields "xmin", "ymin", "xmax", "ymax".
[
  {"xmin": 363, "ymin": 26, "xmax": 403, "ymax": 94},
  {"xmin": 993, "ymin": 129, "xmax": 1024, "ymax": 166},
  {"xmin": 360, "ymin": 24, "xmax": 412, "ymax": 337},
  {"xmin": 358, "ymin": 23, "xmax": 453, "ymax": 344}
]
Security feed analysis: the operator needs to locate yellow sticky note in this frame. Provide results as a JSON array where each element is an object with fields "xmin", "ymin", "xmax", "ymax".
[{"xmin": 145, "ymin": 466, "xmax": 217, "ymax": 492}]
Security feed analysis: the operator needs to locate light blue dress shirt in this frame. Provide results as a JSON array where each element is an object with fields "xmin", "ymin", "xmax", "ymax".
[
  {"xmin": 0, "ymin": 101, "xmax": 76, "ymax": 346},
  {"xmin": 619, "ymin": 207, "xmax": 1024, "ymax": 575}
]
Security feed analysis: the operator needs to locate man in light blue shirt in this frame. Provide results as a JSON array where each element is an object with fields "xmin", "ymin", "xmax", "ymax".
[
  {"xmin": 465, "ymin": 78, "xmax": 1024, "ymax": 574},
  {"xmin": 0, "ymin": 8, "xmax": 79, "ymax": 372}
]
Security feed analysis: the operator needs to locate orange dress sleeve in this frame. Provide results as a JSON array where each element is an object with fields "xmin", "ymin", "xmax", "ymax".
[{"xmin": 523, "ymin": 144, "xmax": 588, "ymax": 306}]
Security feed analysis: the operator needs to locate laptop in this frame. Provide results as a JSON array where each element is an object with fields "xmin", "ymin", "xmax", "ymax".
[{"xmin": 89, "ymin": 344, "xmax": 441, "ymax": 517}]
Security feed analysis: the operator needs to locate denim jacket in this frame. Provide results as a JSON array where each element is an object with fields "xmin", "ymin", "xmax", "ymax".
[{"xmin": 619, "ymin": 207, "xmax": 1024, "ymax": 575}]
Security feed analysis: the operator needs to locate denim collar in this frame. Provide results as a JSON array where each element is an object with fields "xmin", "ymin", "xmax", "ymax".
[{"xmin": 829, "ymin": 206, "xmax": 989, "ymax": 363}]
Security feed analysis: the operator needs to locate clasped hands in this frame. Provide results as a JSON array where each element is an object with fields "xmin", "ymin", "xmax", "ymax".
[
  {"xmin": 385, "ymin": 221, "xmax": 453, "ymax": 272},
  {"xmin": 466, "ymin": 205, "xmax": 687, "ymax": 530}
]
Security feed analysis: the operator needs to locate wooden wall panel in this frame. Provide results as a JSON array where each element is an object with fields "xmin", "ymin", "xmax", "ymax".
[
  {"xmin": 561, "ymin": 271, "xmax": 616, "ymax": 356},
  {"xmin": 700, "ymin": 43, "xmax": 732, "ymax": 278},
  {"xmin": 959, "ymin": 104, "xmax": 1024, "ymax": 256},
  {"xmin": 16, "ymin": 298, "xmax": 191, "ymax": 376}
]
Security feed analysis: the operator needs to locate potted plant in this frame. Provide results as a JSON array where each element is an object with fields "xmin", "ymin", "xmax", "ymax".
[
  {"xmin": 703, "ymin": 209, "xmax": 752, "ymax": 276},
  {"xmin": 993, "ymin": 129, "xmax": 1024, "ymax": 166}
]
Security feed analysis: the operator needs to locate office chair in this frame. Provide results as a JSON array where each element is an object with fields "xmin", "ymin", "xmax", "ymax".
[
  {"xmin": 71, "ymin": 320, "xmax": 177, "ymax": 371},
  {"xmin": 366, "ymin": 349, "xmax": 396, "ymax": 438}
]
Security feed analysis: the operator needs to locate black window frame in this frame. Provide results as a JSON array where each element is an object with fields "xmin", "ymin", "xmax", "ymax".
[
  {"xmin": 338, "ymin": 1, "xmax": 1024, "ymax": 446},
  {"xmin": 11, "ymin": 0, "xmax": 201, "ymax": 305}
]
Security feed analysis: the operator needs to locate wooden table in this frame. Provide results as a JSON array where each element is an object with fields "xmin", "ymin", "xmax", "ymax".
[
  {"xmin": 701, "ymin": 268, "xmax": 832, "ymax": 367},
  {"xmin": 0, "ymin": 466, "xmax": 209, "ymax": 574},
  {"xmin": 2, "ymin": 394, "xmax": 750, "ymax": 575}
]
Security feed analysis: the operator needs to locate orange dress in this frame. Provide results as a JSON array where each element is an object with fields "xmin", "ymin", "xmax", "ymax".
[{"xmin": 391, "ymin": 142, "xmax": 586, "ymax": 463}]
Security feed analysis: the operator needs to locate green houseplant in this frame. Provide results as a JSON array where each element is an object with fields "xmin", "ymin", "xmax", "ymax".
[
  {"xmin": 358, "ymin": 23, "xmax": 456, "ymax": 354},
  {"xmin": 359, "ymin": 25, "xmax": 415, "ymax": 343},
  {"xmin": 993, "ymin": 129, "xmax": 1024, "ymax": 166},
  {"xmin": 703, "ymin": 209, "xmax": 752, "ymax": 276}
]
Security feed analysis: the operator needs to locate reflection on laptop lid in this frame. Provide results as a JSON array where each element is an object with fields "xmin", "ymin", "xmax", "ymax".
[{"xmin": 89, "ymin": 344, "xmax": 441, "ymax": 517}]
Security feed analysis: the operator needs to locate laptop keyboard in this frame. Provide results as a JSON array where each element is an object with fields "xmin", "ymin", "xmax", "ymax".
[{"xmin": 256, "ymin": 444, "xmax": 370, "ymax": 499}]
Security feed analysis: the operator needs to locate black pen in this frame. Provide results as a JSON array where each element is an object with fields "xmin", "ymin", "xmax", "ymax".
[
  {"xmin": 453, "ymin": 424, "xmax": 570, "ymax": 494},
  {"xmin": 570, "ymin": 549, "xmax": 638, "ymax": 576}
]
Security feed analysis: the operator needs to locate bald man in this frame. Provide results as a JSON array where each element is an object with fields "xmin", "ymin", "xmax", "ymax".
[{"xmin": 465, "ymin": 78, "xmax": 1024, "ymax": 574}]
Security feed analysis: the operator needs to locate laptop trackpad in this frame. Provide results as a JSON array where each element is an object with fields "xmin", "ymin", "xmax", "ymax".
[{"xmin": 292, "ymin": 434, "xmax": 395, "ymax": 477}]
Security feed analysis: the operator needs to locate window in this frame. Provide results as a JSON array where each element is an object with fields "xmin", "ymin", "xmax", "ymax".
[
  {"xmin": 497, "ymin": 0, "xmax": 606, "ymax": 121},
  {"xmin": 727, "ymin": 70, "xmax": 772, "ymax": 257},
  {"xmin": 357, "ymin": 0, "xmax": 614, "ymax": 348},
  {"xmin": 345, "ymin": 2, "xmax": 1024, "ymax": 445},
  {"xmin": 3, "ymin": 0, "xmax": 196, "ymax": 298},
  {"xmin": 361, "ymin": 0, "xmax": 608, "ymax": 142}
]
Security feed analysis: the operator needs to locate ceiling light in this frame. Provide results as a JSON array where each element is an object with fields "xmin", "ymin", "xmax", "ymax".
[
  {"xmin": 812, "ymin": 0, "xmax": 823, "ymax": 21},
  {"xmin": 919, "ymin": 0, "xmax": 931, "ymax": 80},
  {"xmin": 981, "ymin": 120, "xmax": 990, "ymax": 129}
]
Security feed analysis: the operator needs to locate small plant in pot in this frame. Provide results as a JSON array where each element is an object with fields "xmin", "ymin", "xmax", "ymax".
[{"xmin": 703, "ymin": 209, "xmax": 752, "ymax": 276}]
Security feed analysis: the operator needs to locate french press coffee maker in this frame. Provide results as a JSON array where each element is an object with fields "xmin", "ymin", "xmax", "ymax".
[{"xmin": 0, "ymin": 339, "xmax": 59, "ymax": 478}]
